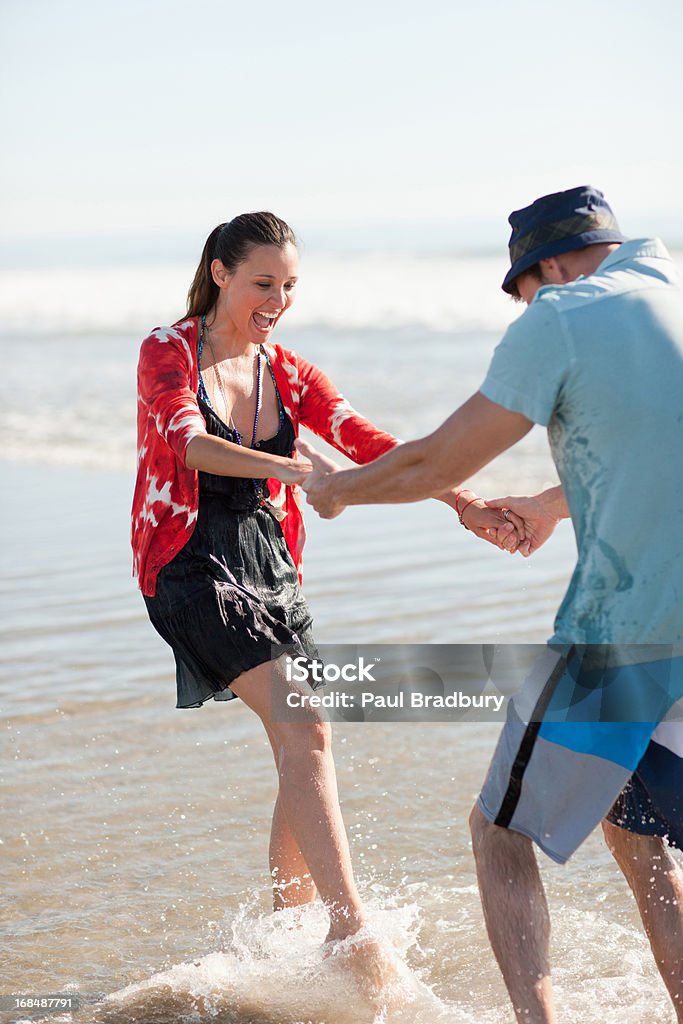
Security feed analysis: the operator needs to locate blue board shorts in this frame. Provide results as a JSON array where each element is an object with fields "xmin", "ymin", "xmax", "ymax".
[
  {"xmin": 478, "ymin": 645, "xmax": 683, "ymax": 863},
  {"xmin": 606, "ymin": 723, "xmax": 683, "ymax": 846}
]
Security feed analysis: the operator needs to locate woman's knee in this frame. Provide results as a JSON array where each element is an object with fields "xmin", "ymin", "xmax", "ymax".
[{"xmin": 273, "ymin": 713, "xmax": 333, "ymax": 759}]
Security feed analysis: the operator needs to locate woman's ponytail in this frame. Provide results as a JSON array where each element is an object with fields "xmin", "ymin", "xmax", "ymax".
[{"xmin": 186, "ymin": 223, "xmax": 226, "ymax": 318}]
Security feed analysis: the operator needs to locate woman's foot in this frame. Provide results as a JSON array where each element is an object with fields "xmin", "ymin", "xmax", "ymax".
[
  {"xmin": 323, "ymin": 927, "xmax": 405, "ymax": 1008},
  {"xmin": 324, "ymin": 909, "xmax": 366, "ymax": 946}
]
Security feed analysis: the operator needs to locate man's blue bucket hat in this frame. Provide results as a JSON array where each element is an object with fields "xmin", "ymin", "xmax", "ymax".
[{"xmin": 501, "ymin": 185, "xmax": 626, "ymax": 294}]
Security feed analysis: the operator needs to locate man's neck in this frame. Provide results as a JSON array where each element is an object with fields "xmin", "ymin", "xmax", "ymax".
[{"xmin": 559, "ymin": 242, "xmax": 622, "ymax": 281}]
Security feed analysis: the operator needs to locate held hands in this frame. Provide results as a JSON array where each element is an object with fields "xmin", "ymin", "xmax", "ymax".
[
  {"xmin": 282, "ymin": 457, "xmax": 313, "ymax": 487},
  {"xmin": 453, "ymin": 491, "xmax": 526, "ymax": 554},
  {"xmin": 295, "ymin": 438, "xmax": 346, "ymax": 518},
  {"xmin": 293, "ymin": 439, "xmax": 563, "ymax": 558},
  {"xmin": 485, "ymin": 490, "xmax": 563, "ymax": 557}
]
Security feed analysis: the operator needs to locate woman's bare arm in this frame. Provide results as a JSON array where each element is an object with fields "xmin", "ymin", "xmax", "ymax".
[{"xmin": 185, "ymin": 434, "xmax": 310, "ymax": 486}]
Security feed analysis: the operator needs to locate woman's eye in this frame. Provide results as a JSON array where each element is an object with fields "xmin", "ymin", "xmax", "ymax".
[
  {"xmin": 285, "ymin": 282, "xmax": 296, "ymax": 291},
  {"xmin": 255, "ymin": 282, "xmax": 270, "ymax": 289}
]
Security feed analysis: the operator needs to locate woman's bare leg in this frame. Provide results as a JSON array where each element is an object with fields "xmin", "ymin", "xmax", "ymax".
[
  {"xmin": 263, "ymin": 723, "xmax": 317, "ymax": 911},
  {"xmin": 269, "ymin": 794, "xmax": 317, "ymax": 910},
  {"xmin": 230, "ymin": 657, "xmax": 364, "ymax": 942}
]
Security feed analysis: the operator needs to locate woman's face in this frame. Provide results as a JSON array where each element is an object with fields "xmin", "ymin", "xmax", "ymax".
[{"xmin": 215, "ymin": 242, "xmax": 299, "ymax": 344}]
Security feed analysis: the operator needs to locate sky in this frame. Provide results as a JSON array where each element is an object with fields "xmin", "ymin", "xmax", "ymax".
[{"xmin": 1, "ymin": 0, "xmax": 683, "ymax": 256}]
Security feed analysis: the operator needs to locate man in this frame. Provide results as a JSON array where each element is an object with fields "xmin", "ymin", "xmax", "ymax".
[{"xmin": 298, "ymin": 186, "xmax": 683, "ymax": 1023}]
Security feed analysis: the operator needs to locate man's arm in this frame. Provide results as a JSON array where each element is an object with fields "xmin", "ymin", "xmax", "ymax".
[
  {"xmin": 299, "ymin": 392, "xmax": 534, "ymax": 518},
  {"xmin": 294, "ymin": 355, "xmax": 522, "ymax": 547}
]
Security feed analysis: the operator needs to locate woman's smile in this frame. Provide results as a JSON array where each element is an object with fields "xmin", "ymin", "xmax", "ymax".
[{"xmin": 252, "ymin": 309, "xmax": 281, "ymax": 333}]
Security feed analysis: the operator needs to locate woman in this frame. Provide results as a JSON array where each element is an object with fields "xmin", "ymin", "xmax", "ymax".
[{"xmin": 132, "ymin": 212, "xmax": 516, "ymax": 948}]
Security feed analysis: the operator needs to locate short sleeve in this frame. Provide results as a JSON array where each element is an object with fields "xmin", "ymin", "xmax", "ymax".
[{"xmin": 480, "ymin": 298, "xmax": 572, "ymax": 427}]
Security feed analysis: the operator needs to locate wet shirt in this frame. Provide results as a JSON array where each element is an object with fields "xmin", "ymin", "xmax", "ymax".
[{"xmin": 480, "ymin": 238, "xmax": 683, "ymax": 644}]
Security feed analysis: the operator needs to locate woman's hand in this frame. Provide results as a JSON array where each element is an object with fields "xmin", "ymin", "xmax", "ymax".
[
  {"xmin": 185, "ymin": 433, "xmax": 312, "ymax": 486},
  {"xmin": 281, "ymin": 457, "xmax": 313, "ymax": 486},
  {"xmin": 440, "ymin": 488, "xmax": 525, "ymax": 553},
  {"xmin": 460, "ymin": 497, "xmax": 526, "ymax": 553},
  {"xmin": 486, "ymin": 486, "xmax": 567, "ymax": 557}
]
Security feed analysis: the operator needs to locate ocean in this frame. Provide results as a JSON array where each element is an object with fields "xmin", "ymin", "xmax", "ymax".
[{"xmin": 2, "ymin": 246, "xmax": 681, "ymax": 1023}]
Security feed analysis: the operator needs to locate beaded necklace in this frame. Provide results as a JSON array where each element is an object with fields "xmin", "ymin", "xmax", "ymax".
[{"xmin": 198, "ymin": 315, "xmax": 286, "ymax": 519}]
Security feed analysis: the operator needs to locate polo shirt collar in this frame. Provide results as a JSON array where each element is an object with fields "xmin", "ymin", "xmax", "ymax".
[{"xmin": 596, "ymin": 237, "xmax": 671, "ymax": 273}]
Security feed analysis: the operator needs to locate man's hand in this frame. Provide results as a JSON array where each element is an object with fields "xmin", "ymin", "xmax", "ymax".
[
  {"xmin": 486, "ymin": 486, "xmax": 567, "ymax": 557},
  {"xmin": 295, "ymin": 439, "xmax": 347, "ymax": 518}
]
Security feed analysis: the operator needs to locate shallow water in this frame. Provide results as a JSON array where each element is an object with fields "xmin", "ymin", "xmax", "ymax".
[
  {"xmin": 1, "ymin": 458, "xmax": 676, "ymax": 1023},
  {"xmin": 2, "ymin": 266, "xmax": 681, "ymax": 1021}
]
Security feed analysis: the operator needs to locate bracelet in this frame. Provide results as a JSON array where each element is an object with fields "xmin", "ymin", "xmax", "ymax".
[
  {"xmin": 458, "ymin": 495, "xmax": 480, "ymax": 529},
  {"xmin": 454, "ymin": 489, "xmax": 475, "ymax": 515}
]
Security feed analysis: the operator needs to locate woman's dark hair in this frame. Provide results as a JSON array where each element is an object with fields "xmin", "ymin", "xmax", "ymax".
[{"xmin": 186, "ymin": 212, "xmax": 297, "ymax": 317}]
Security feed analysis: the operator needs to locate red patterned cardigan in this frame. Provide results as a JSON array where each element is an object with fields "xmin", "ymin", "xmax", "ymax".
[{"xmin": 132, "ymin": 316, "xmax": 402, "ymax": 597}]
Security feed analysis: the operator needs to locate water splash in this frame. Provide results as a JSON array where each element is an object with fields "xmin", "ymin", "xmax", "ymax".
[
  {"xmin": 88, "ymin": 891, "xmax": 446, "ymax": 1024},
  {"xmin": 8, "ymin": 883, "xmax": 676, "ymax": 1023}
]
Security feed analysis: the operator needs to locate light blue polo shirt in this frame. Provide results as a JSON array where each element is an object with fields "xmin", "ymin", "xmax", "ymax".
[{"xmin": 480, "ymin": 238, "xmax": 683, "ymax": 644}]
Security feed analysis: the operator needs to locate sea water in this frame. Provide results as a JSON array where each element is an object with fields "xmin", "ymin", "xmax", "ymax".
[{"xmin": 1, "ymin": 247, "xmax": 680, "ymax": 1022}]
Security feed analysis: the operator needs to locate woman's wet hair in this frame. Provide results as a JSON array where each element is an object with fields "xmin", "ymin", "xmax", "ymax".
[{"xmin": 186, "ymin": 212, "xmax": 297, "ymax": 317}]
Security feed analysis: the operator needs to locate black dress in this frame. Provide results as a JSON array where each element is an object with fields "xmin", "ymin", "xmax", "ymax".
[{"xmin": 143, "ymin": 357, "xmax": 317, "ymax": 709}]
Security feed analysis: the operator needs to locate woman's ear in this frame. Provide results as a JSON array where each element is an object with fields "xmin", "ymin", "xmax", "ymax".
[{"xmin": 211, "ymin": 259, "xmax": 231, "ymax": 289}]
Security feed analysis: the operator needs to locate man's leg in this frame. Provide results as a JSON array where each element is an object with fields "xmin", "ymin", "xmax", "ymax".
[
  {"xmin": 470, "ymin": 804, "xmax": 556, "ymax": 1024},
  {"xmin": 602, "ymin": 820, "xmax": 683, "ymax": 1022}
]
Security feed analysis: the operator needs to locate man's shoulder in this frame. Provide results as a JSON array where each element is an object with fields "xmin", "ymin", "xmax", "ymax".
[
  {"xmin": 531, "ymin": 238, "xmax": 680, "ymax": 316},
  {"xmin": 500, "ymin": 297, "xmax": 563, "ymax": 349}
]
